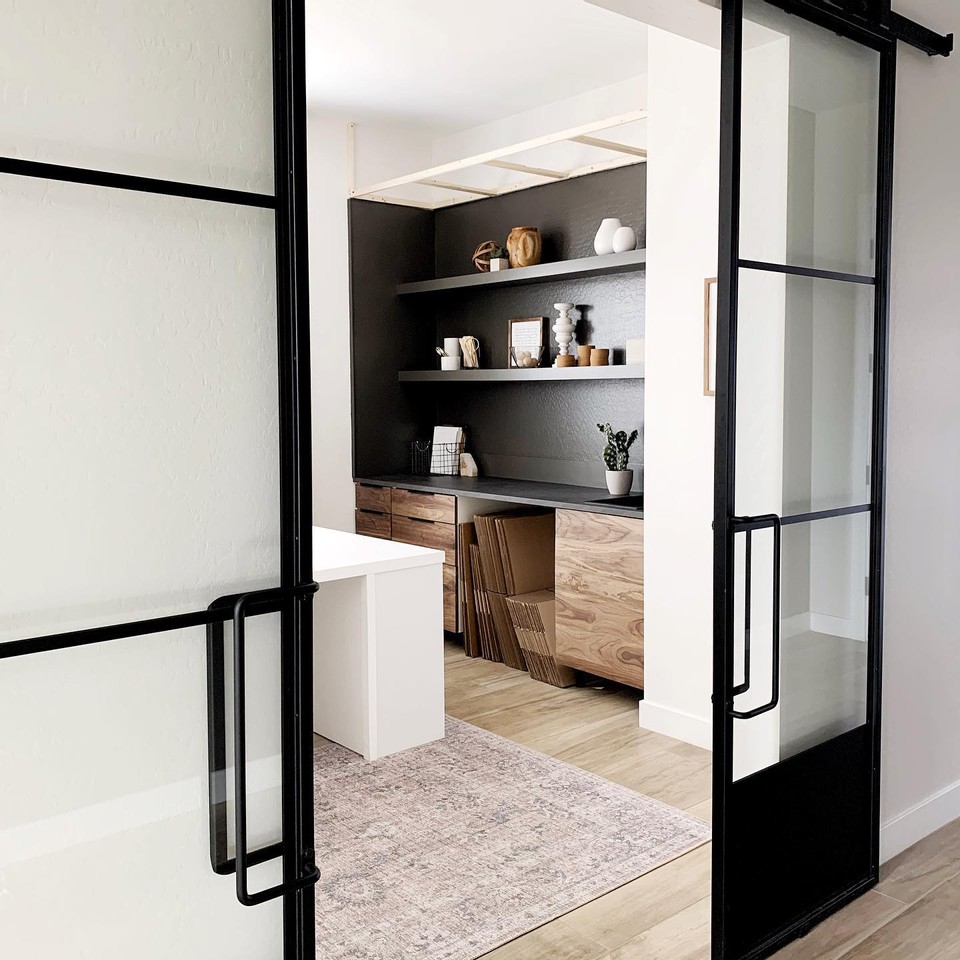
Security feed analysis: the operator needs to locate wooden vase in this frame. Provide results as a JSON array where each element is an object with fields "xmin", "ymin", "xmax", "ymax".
[{"xmin": 506, "ymin": 226, "xmax": 542, "ymax": 268}]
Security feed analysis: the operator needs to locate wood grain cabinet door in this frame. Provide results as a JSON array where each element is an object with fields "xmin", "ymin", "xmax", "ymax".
[{"xmin": 554, "ymin": 509, "xmax": 644, "ymax": 688}]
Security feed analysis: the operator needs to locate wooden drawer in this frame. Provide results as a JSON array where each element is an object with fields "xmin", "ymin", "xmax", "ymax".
[
  {"xmin": 355, "ymin": 509, "xmax": 392, "ymax": 540},
  {"xmin": 356, "ymin": 483, "xmax": 392, "ymax": 514},
  {"xmin": 391, "ymin": 488, "xmax": 456, "ymax": 524},
  {"xmin": 555, "ymin": 509, "xmax": 644, "ymax": 688},
  {"xmin": 392, "ymin": 515, "xmax": 457, "ymax": 566},
  {"xmin": 443, "ymin": 563, "xmax": 457, "ymax": 632}
]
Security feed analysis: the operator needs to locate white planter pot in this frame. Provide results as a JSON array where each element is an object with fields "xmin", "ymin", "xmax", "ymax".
[
  {"xmin": 605, "ymin": 469, "xmax": 634, "ymax": 496},
  {"xmin": 612, "ymin": 225, "xmax": 637, "ymax": 253},
  {"xmin": 594, "ymin": 218, "xmax": 622, "ymax": 256}
]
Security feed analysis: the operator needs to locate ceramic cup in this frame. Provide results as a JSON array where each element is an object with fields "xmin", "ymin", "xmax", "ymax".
[
  {"xmin": 443, "ymin": 337, "xmax": 461, "ymax": 358},
  {"xmin": 590, "ymin": 348, "xmax": 610, "ymax": 366},
  {"xmin": 441, "ymin": 356, "xmax": 462, "ymax": 371}
]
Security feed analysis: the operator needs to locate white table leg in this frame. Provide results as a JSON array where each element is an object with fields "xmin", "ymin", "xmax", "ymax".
[{"xmin": 365, "ymin": 564, "xmax": 445, "ymax": 760}]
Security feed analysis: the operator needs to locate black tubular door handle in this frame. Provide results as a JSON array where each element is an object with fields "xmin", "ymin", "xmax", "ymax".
[
  {"xmin": 730, "ymin": 515, "xmax": 781, "ymax": 721},
  {"xmin": 232, "ymin": 582, "xmax": 320, "ymax": 907}
]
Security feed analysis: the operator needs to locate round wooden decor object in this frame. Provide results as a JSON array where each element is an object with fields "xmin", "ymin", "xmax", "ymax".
[{"xmin": 473, "ymin": 240, "xmax": 505, "ymax": 273}]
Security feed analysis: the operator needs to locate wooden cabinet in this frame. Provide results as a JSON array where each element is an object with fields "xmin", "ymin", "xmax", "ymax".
[
  {"xmin": 355, "ymin": 483, "xmax": 459, "ymax": 633},
  {"xmin": 355, "ymin": 508, "xmax": 391, "ymax": 540},
  {"xmin": 391, "ymin": 515, "xmax": 456, "ymax": 566},
  {"xmin": 356, "ymin": 483, "xmax": 392, "ymax": 514},
  {"xmin": 391, "ymin": 488, "xmax": 456, "ymax": 524},
  {"xmin": 554, "ymin": 509, "xmax": 644, "ymax": 688}
]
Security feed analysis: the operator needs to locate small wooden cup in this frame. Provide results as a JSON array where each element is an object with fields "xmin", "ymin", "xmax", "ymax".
[
  {"xmin": 577, "ymin": 344, "xmax": 595, "ymax": 366},
  {"xmin": 556, "ymin": 354, "xmax": 576, "ymax": 368},
  {"xmin": 590, "ymin": 348, "xmax": 610, "ymax": 366}
]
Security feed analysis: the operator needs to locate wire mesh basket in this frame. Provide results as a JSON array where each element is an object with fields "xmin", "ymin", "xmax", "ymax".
[{"xmin": 410, "ymin": 439, "xmax": 465, "ymax": 476}]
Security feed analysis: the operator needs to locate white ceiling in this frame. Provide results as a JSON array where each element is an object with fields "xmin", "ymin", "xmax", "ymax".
[{"xmin": 305, "ymin": 0, "xmax": 648, "ymax": 132}]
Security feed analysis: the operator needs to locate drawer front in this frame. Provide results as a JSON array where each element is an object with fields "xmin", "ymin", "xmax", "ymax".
[
  {"xmin": 392, "ymin": 515, "xmax": 457, "ymax": 565},
  {"xmin": 555, "ymin": 509, "xmax": 644, "ymax": 688},
  {"xmin": 355, "ymin": 509, "xmax": 391, "ymax": 540},
  {"xmin": 555, "ymin": 509, "xmax": 643, "ymax": 578},
  {"xmin": 554, "ymin": 575, "xmax": 644, "ymax": 687},
  {"xmin": 391, "ymin": 488, "xmax": 456, "ymax": 524},
  {"xmin": 443, "ymin": 563, "xmax": 458, "ymax": 632},
  {"xmin": 356, "ymin": 483, "xmax": 392, "ymax": 514}
]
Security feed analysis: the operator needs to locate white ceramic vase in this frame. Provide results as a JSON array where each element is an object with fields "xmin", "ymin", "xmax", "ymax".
[
  {"xmin": 593, "ymin": 218, "xmax": 622, "ymax": 256},
  {"xmin": 552, "ymin": 303, "xmax": 577, "ymax": 362},
  {"xmin": 612, "ymin": 226, "xmax": 637, "ymax": 253},
  {"xmin": 605, "ymin": 469, "xmax": 634, "ymax": 496}
]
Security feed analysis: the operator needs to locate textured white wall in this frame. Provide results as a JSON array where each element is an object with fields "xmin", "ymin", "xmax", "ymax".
[
  {"xmin": 0, "ymin": 1, "xmax": 286, "ymax": 954},
  {"xmin": 878, "ymin": 0, "xmax": 960, "ymax": 860}
]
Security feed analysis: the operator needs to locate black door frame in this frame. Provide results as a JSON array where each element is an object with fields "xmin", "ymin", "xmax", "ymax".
[
  {"xmin": 0, "ymin": 1, "xmax": 317, "ymax": 958},
  {"xmin": 712, "ymin": 2, "xmax": 951, "ymax": 959}
]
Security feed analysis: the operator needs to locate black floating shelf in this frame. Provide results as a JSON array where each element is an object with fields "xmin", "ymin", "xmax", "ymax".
[
  {"xmin": 398, "ymin": 364, "xmax": 645, "ymax": 383},
  {"xmin": 396, "ymin": 249, "xmax": 647, "ymax": 295}
]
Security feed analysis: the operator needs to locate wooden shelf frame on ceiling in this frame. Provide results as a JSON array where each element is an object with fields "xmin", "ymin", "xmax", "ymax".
[{"xmin": 348, "ymin": 111, "xmax": 648, "ymax": 211}]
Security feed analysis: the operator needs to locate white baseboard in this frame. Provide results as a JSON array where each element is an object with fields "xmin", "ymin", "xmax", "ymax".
[
  {"xmin": 809, "ymin": 613, "xmax": 864, "ymax": 641},
  {"xmin": 881, "ymin": 777, "xmax": 960, "ymax": 863},
  {"xmin": 639, "ymin": 700, "xmax": 712, "ymax": 750},
  {"xmin": 781, "ymin": 612, "xmax": 811, "ymax": 639}
]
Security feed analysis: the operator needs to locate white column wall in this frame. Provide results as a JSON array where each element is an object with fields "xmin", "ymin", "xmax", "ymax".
[{"xmin": 639, "ymin": 27, "xmax": 721, "ymax": 751}]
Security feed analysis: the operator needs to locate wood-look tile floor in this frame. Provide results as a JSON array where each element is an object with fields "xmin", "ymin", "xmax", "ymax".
[
  {"xmin": 445, "ymin": 642, "xmax": 960, "ymax": 960},
  {"xmin": 443, "ymin": 642, "xmax": 713, "ymax": 960}
]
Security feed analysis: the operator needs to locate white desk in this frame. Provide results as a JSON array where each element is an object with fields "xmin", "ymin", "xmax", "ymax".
[{"xmin": 312, "ymin": 526, "xmax": 446, "ymax": 760}]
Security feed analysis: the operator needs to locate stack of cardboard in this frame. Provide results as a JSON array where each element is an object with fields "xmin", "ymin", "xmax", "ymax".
[
  {"xmin": 469, "ymin": 511, "xmax": 555, "ymax": 672},
  {"xmin": 504, "ymin": 591, "xmax": 576, "ymax": 687}
]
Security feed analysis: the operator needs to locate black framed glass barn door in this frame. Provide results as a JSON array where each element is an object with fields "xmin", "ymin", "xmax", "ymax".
[
  {"xmin": 712, "ymin": 2, "xmax": 951, "ymax": 958},
  {"xmin": 0, "ymin": 1, "xmax": 316, "ymax": 958}
]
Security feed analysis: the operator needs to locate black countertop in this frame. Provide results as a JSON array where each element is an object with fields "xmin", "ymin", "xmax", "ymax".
[{"xmin": 358, "ymin": 475, "xmax": 644, "ymax": 519}]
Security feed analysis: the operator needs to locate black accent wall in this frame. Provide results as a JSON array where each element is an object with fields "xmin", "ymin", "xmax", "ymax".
[{"xmin": 350, "ymin": 164, "xmax": 646, "ymax": 487}]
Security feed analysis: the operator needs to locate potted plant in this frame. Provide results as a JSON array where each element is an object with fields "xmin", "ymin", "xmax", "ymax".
[{"xmin": 596, "ymin": 422, "xmax": 638, "ymax": 495}]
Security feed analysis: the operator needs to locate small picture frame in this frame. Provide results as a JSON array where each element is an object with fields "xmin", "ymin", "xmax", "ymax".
[
  {"xmin": 704, "ymin": 277, "xmax": 718, "ymax": 397},
  {"xmin": 508, "ymin": 317, "xmax": 547, "ymax": 368}
]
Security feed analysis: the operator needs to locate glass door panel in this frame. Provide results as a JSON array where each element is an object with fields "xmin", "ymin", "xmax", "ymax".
[
  {"xmin": 0, "ymin": 1, "xmax": 315, "ymax": 957},
  {"xmin": 0, "ymin": 0, "xmax": 275, "ymax": 191},
  {"xmin": 0, "ymin": 180, "xmax": 280, "ymax": 641},
  {"xmin": 0, "ymin": 627, "xmax": 283, "ymax": 959},
  {"xmin": 709, "ymin": 0, "xmax": 923, "ymax": 956},
  {"xmin": 738, "ymin": 0, "xmax": 880, "ymax": 276},
  {"xmin": 734, "ymin": 269, "xmax": 874, "ymax": 519}
]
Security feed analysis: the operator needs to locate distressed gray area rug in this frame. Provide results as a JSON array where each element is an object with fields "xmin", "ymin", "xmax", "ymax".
[{"xmin": 314, "ymin": 717, "xmax": 709, "ymax": 960}]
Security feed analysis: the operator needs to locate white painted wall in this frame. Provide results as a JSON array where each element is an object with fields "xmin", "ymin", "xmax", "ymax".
[
  {"xmin": 878, "ymin": 0, "xmax": 960, "ymax": 861},
  {"xmin": 639, "ymin": 28, "xmax": 720, "ymax": 752},
  {"xmin": 306, "ymin": 115, "xmax": 433, "ymax": 532}
]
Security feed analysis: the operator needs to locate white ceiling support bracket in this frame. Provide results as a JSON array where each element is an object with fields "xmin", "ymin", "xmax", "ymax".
[
  {"xmin": 417, "ymin": 179, "xmax": 500, "ymax": 197},
  {"xmin": 568, "ymin": 134, "xmax": 648, "ymax": 158},
  {"xmin": 484, "ymin": 159, "xmax": 567, "ymax": 179},
  {"xmin": 349, "ymin": 111, "xmax": 648, "ymax": 210},
  {"xmin": 347, "ymin": 122, "xmax": 357, "ymax": 196}
]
